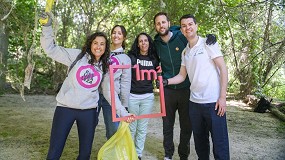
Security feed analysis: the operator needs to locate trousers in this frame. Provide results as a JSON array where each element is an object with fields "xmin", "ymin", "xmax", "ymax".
[
  {"xmin": 128, "ymin": 94, "xmax": 154, "ymax": 157},
  {"xmin": 189, "ymin": 101, "xmax": 230, "ymax": 160},
  {"xmin": 46, "ymin": 106, "xmax": 98, "ymax": 160},
  {"xmin": 98, "ymin": 94, "xmax": 119, "ymax": 139},
  {"xmin": 163, "ymin": 87, "xmax": 192, "ymax": 160}
]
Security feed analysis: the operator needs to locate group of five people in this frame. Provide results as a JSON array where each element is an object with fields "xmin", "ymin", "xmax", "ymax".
[{"xmin": 40, "ymin": 11, "xmax": 229, "ymax": 160}]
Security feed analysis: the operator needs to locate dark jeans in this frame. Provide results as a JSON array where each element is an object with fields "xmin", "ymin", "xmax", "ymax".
[
  {"xmin": 162, "ymin": 87, "xmax": 192, "ymax": 160},
  {"xmin": 46, "ymin": 106, "xmax": 98, "ymax": 160},
  {"xmin": 189, "ymin": 101, "xmax": 230, "ymax": 160},
  {"xmin": 98, "ymin": 94, "xmax": 119, "ymax": 139}
]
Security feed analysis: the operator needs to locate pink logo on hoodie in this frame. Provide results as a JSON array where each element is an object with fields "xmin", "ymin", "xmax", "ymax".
[
  {"xmin": 110, "ymin": 56, "xmax": 119, "ymax": 73},
  {"xmin": 76, "ymin": 65, "xmax": 101, "ymax": 88}
]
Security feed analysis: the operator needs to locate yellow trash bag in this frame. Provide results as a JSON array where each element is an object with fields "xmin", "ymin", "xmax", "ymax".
[{"xmin": 97, "ymin": 121, "xmax": 138, "ymax": 160}]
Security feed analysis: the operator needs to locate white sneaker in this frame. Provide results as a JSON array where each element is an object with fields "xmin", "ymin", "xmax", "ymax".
[{"xmin": 164, "ymin": 157, "xmax": 172, "ymax": 160}]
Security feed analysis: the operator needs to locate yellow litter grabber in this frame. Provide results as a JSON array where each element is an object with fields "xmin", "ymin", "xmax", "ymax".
[{"xmin": 39, "ymin": 0, "xmax": 56, "ymax": 25}]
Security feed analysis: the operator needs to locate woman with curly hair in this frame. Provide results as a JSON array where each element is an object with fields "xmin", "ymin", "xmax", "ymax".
[{"xmin": 40, "ymin": 12, "xmax": 110, "ymax": 160}]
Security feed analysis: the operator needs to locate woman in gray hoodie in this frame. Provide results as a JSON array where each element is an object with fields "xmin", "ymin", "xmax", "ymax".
[
  {"xmin": 40, "ymin": 12, "xmax": 109, "ymax": 160},
  {"xmin": 99, "ymin": 25, "xmax": 133, "ymax": 139}
]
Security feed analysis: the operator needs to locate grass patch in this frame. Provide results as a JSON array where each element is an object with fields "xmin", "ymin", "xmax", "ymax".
[
  {"xmin": 277, "ymin": 122, "xmax": 285, "ymax": 133},
  {"xmin": 0, "ymin": 106, "xmax": 105, "ymax": 159},
  {"xmin": 1, "ymin": 95, "xmax": 285, "ymax": 159}
]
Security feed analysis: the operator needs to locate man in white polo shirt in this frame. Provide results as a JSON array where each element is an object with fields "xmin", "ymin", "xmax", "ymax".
[{"xmin": 166, "ymin": 14, "xmax": 230, "ymax": 160}]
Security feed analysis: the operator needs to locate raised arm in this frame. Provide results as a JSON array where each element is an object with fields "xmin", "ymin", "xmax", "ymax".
[{"xmin": 40, "ymin": 12, "xmax": 79, "ymax": 66}]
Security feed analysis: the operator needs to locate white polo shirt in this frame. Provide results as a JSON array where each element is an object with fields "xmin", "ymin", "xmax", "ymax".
[{"xmin": 181, "ymin": 37, "xmax": 223, "ymax": 103}]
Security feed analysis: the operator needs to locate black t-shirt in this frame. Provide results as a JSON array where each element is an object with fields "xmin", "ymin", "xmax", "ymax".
[{"xmin": 129, "ymin": 54, "xmax": 159, "ymax": 94}]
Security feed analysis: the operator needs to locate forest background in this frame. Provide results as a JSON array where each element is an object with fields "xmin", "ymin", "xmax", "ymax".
[
  {"xmin": 0, "ymin": 0, "xmax": 285, "ymax": 101},
  {"xmin": 0, "ymin": 0, "xmax": 285, "ymax": 159}
]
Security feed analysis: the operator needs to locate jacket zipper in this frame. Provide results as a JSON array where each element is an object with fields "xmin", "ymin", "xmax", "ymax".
[{"xmin": 166, "ymin": 43, "xmax": 177, "ymax": 89}]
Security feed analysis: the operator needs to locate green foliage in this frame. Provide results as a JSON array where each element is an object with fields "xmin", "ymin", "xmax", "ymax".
[
  {"xmin": 218, "ymin": 0, "xmax": 285, "ymax": 99},
  {"xmin": 2, "ymin": 0, "xmax": 285, "ymax": 101},
  {"xmin": 30, "ymin": 54, "xmax": 55, "ymax": 93},
  {"xmin": 6, "ymin": 52, "xmax": 26, "ymax": 90},
  {"xmin": 263, "ymin": 70, "xmax": 285, "ymax": 101}
]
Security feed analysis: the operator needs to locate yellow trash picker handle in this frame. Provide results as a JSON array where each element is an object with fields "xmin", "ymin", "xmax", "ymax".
[{"xmin": 39, "ymin": 0, "xmax": 55, "ymax": 25}]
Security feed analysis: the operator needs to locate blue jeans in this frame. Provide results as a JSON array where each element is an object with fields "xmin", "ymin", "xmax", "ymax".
[
  {"xmin": 98, "ymin": 94, "xmax": 119, "ymax": 139},
  {"xmin": 46, "ymin": 106, "xmax": 98, "ymax": 160},
  {"xmin": 189, "ymin": 101, "xmax": 230, "ymax": 160},
  {"xmin": 128, "ymin": 94, "xmax": 154, "ymax": 157}
]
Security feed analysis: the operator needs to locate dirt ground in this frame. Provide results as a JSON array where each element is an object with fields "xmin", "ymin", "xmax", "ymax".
[{"xmin": 0, "ymin": 94, "xmax": 285, "ymax": 160}]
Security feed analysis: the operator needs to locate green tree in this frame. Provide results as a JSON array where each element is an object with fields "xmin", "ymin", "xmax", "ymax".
[
  {"xmin": 2, "ymin": 0, "xmax": 284, "ymax": 100},
  {"xmin": 215, "ymin": 0, "xmax": 285, "ymax": 98},
  {"xmin": 0, "ymin": 0, "xmax": 13, "ymax": 94}
]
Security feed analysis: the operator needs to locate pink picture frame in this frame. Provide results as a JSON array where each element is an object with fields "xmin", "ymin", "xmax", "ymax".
[{"xmin": 109, "ymin": 65, "xmax": 166, "ymax": 122}]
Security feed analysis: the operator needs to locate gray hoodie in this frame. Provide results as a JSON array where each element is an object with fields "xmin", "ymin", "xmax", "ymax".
[
  {"xmin": 101, "ymin": 47, "xmax": 131, "ymax": 117},
  {"xmin": 40, "ymin": 26, "xmax": 102, "ymax": 110}
]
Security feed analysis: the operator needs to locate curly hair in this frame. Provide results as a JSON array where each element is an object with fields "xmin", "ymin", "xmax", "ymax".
[
  {"xmin": 72, "ymin": 32, "xmax": 110, "ymax": 74},
  {"xmin": 128, "ymin": 32, "xmax": 158, "ymax": 60}
]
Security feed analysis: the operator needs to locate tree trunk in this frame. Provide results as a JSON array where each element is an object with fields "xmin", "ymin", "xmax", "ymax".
[
  {"xmin": 269, "ymin": 105, "xmax": 285, "ymax": 122},
  {"xmin": 0, "ymin": 21, "xmax": 8, "ymax": 93}
]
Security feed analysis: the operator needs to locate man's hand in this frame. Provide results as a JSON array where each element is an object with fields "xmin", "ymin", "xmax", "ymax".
[
  {"xmin": 215, "ymin": 97, "xmax": 227, "ymax": 117},
  {"xmin": 206, "ymin": 34, "xmax": 217, "ymax": 45},
  {"xmin": 156, "ymin": 79, "xmax": 168, "ymax": 88},
  {"xmin": 39, "ymin": 12, "xmax": 52, "ymax": 26}
]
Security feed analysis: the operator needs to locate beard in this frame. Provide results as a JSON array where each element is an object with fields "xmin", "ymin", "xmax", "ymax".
[{"xmin": 157, "ymin": 28, "xmax": 169, "ymax": 37}]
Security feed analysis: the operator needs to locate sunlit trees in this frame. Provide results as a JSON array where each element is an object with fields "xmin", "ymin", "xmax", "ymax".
[{"xmin": 1, "ymin": 0, "xmax": 284, "ymax": 99}]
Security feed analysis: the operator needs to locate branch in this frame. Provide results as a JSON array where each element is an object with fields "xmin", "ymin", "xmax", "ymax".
[
  {"xmin": 263, "ymin": 84, "xmax": 285, "ymax": 93},
  {"xmin": 262, "ymin": 37, "xmax": 285, "ymax": 81},
  {"xmin": 217, "ymin": 0, "xmax": 269, "ymax": 8},
  {"xmin": 262, "ymin": 1, "xmax": 273, "ymax": 50},
  {"xmin": 268, "ymin": 105, "xmax": 285, "ymax": 122},
  {"xmin": 76, "ymin": 0, "xmax": 88, "ymax": 16},
  {"xmin": 128, "ymin": 4, "xmax": 152, "ymax": 31},
  {"xmin": 262, "ymin": 38, "xmax": 285, "ymax": 88},
  {"xmin": 228, "ymin": 39, "xmax": 284, "ymax": 88},
  {"xmin": 219, "ymin": 0, "xmax": 239, "ymax": 88},
  {"xmin": 262, "ymin": 62, "xmax": 284, "ymax": 88},
  {"xmin": 241, "ymin": 41, "xmax": 283, "ymax": 70},
  {"xmin": 96, "ymin": 6, "xmax": 117, "ymax": 31},
  {"xmin": 1, "ymin": 1, "xmax": 15, "ymax": 21}
]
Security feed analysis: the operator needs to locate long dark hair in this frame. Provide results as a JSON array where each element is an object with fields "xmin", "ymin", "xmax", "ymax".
[
  {"xmin": 111, "ymin": 25, "xmax": 127, "ymax": 49},
  {"xmin": 69, "ymin": 32, "xmax": 110, "ymax": 74},
  {"xmin": 128, "ymin": 32, "xmax": 158, "ymax": 60}
]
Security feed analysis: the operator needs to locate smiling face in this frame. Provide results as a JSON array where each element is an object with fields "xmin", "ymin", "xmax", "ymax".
[
  {"xmin": 154, "ymin": 15, "xmax": 170, "ymax": 36},
  {"xmin": 90, "ymin": 36, "xmax": 106, "ymax": 61},
  {"xmin": 111, "ymin": 26, "xmax": 125, "ymax": 48},
  {"xmin": 180, "ymin": 17, "xmax": 198, "ymax": 39},
  {"xmin": 138, "ymin": 34, "xmax": 149, "ymax": 55}
]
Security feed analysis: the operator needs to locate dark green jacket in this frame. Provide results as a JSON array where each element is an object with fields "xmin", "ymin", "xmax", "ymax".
[{"xmin": 154, "ymin": 26, "xmax": 190, "ymax": 89}]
